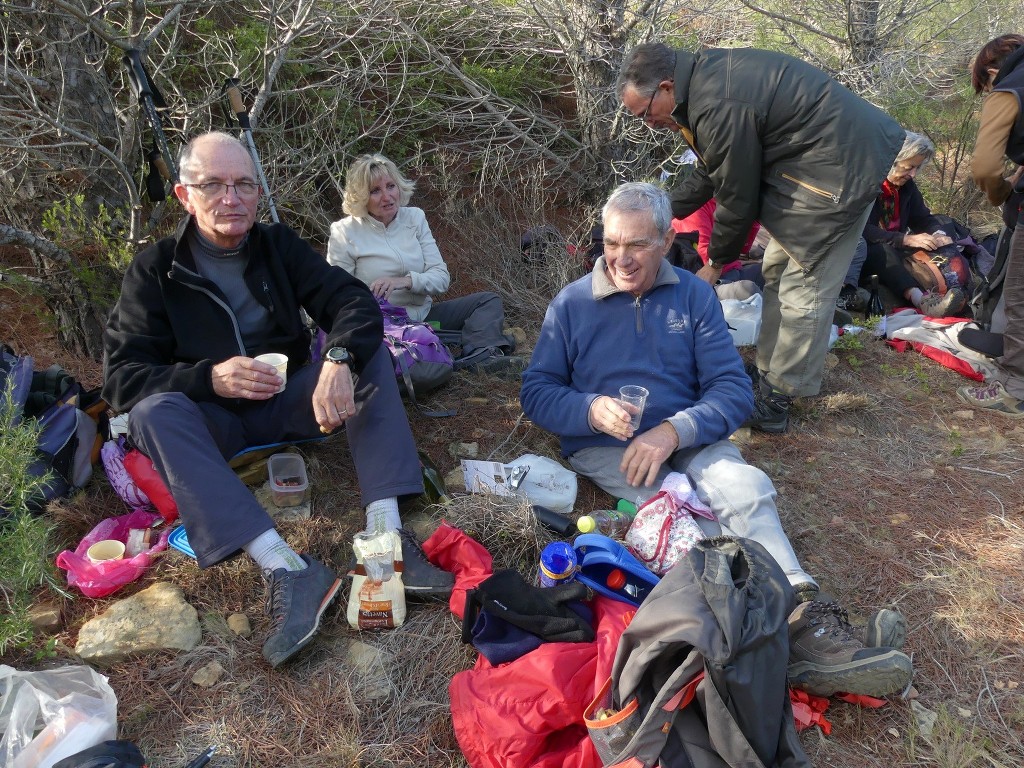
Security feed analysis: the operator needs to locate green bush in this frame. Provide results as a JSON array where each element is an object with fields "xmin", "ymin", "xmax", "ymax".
[{"xmin": 0, "ymin": 377, "xmax": 59, "ymax": 656}]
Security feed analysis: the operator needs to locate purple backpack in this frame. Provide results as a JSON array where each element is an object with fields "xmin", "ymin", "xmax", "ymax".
[{"xmin": 378, "ymin": 299, "xmax": 454, "ymax": 397}]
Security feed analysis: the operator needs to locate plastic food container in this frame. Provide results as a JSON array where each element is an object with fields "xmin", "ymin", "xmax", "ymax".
[{"xmin": 268, "ymin": 453, "xmax": 309, "ymax": 507}]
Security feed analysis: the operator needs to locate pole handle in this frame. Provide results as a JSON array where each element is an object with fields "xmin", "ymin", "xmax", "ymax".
[{"xmin": 226, "ymin": 85, "xmax": 245, "ymax": 116}]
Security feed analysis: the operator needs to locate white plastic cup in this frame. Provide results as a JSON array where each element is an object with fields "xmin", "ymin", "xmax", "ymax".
[
  {"xmin": 86, "ymin": 539, "xmax": 126, "ymax": 564},
  {"xmin": 255, "ymin": 353, "xmax": 288, "ymax": 393},
  {"xmin": 618, "ymin": 385, "xmax": 649, "ymax": 431}
]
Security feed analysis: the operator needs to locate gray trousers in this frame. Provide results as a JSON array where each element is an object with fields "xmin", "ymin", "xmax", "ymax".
[
  {"xmin": 427, "ymin": 291, "xmax": 512, "ymax": 356},
  {"xmin": 568, "ymin": 440, "xmax": 816, "ymax": 588},
  {"xmin": 757, "ymin": 204, "xmax": 873, "ymax": 397},
  {"xmin": 129, "ymin": 344, "xmax": 423, "ymax": 567}
]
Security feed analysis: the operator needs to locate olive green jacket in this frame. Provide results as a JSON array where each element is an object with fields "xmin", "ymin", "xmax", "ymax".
[{"xmin": 669, "ymin": 48, "xmax": 904, "ymax": 270}]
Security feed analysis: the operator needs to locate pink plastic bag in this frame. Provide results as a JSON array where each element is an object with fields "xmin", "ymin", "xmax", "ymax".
[{"xmin": 55, "ymin": 510, "xmax": 170, "ymax": 598}]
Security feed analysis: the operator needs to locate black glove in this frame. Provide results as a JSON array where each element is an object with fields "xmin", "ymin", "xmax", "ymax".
[{"xmin": 462, "ymin": 569, "xmax": 595, "ymax": 644}]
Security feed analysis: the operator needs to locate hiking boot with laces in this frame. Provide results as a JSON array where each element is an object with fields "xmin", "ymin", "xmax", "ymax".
[
  {"xmin": 787, "ymin": 600, "xmax": 913, "ymax": 697},
  {"xmin": 918, "ymin": 287, "xmax": 966, "ymax": 318},
  {"xmin": 398, "ymin": 527, "xmax": 455, "ymax": 601},
  {"xmin": 956, "ymin": 380, "xmax": 1024, "ymax": 418},
  {"xmin": 836, "ymin": 284, "xmax": 870, "ymax": 314},
  {"xmin": 857, "ymin": 608, "xmax": 908, "ymax": 650},
  {"xmin": 261, "ymin": 555, "xmax": 342, "ymax": 668},
  {"xmin": 741, "ymin": 380, "xmax": 792, "ymax": 434}
]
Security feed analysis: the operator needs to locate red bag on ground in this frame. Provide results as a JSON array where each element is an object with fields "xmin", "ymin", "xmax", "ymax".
[
  {"xmin": 56, "ymin": 510, "xmax": 170, "ymax": 598},
  {"xmin": 122, "ymin": 448, "xmax": 179, "ymax": 523}
]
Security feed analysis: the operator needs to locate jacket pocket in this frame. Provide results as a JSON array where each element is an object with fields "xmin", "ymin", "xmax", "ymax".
[{"xmin": 777, "ymin": 171, "xmax": 843, "ymax": 206}]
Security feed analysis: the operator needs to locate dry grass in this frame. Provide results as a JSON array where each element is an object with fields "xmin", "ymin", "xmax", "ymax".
[{"xmin": 3, "ymin": 214, "xmax": 1024, "ymax": 766}]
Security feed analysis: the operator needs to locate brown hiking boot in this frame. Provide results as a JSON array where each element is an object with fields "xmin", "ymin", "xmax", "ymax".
[
  {"xmin": 787, "ymin": 600, "xmax": 913, "ymax": 697},
  {"xmin": 857, "ymin": 608, "xmax": 907, "ymax": 650}
]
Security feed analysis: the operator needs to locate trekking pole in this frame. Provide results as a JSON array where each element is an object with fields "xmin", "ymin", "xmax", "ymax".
[
  {"xmin": 123, "ymin": 49, "xmax": 178, "ymax": 200},
  {"xmin": 221, "ymin": 78, "xmax": 280, "ymax": 223}
]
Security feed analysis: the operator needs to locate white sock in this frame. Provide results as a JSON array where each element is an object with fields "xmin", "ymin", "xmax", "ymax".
[
  {"xmin": 907, "ymin": 287, "xmax": 924, "ymax": 307},
  {"xmin": 243, "ymin": 529, "xmax": 306, "ymax": 572},
  {"xmin": 365, "ymin": 497, "xmax": 401, "ymax": 533}
]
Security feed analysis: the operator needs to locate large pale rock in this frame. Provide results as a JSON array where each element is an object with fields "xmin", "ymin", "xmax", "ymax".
[{"xmin": 76, "ymin": 582, "xmax": 201, "ymax": 665}]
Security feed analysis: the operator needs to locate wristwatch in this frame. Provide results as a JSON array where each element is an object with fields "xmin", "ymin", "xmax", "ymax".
[{"xmin": 325, "ymin": 347, "xmax": 353, "ymax": 366}]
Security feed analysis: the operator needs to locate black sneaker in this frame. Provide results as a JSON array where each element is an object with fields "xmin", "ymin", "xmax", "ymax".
[
  {"xmin": 397, "ymin": 527, "xmax": 455, "ymax": 601},
  {"xmin": 788, "ymin": 600, "xmax": 913, "ymax": 697},
  {"xmin": 742, "ymin": 382, "xmax": 792, "ymax": 433},
  {"xmin": 471, "ymin": 349, "xmax": 529, "ymax": 379},
  {"xmin": 836, "ymin": 284, "xmax": 870, "ymax": 314},
  {"xmin": 261, "ymin": 555, "xmax": 342, "ymax": 668}
]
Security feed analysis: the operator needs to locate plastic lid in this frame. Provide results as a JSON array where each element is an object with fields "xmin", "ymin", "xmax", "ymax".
[
  {"xmin": 577, "ymin": 515, "xmax": 596, "ymax": 533},
  {"xmin": 606, "ymin": 568, "xmax": 626, "ymax": 590}
]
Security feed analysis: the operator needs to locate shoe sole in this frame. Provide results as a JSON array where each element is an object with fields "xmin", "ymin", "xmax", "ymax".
[
  {"xmin": 955, "ymin": 389, "xmax": 1024, "ymax": 418},
  {"xmin": 865, "ymin": 609, "xmax": 907, "ymax": 650},
  {"xmin": 748, "ymin": 416, "xmax": 789, "ymax": 434},
  {"xmin": 788, "ymin": 649, "xmax": 913, "ymax": 697},
  {"xmin": 264, "ymin": 577, "xmax": 343, "ymax": 668},
  {"xmin": 404, "ymin": 584, "xmax": 454, "ymax": 602}
]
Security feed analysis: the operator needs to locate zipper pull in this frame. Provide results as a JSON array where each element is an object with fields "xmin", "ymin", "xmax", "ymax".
[{"xmin": 263, "ymin": 280, "xmax": 275, "ymax": 313}]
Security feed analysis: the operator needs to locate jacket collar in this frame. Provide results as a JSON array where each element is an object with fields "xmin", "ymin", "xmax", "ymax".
[
  {"xmin": 671, "ymin": 50, "xmax": 697, "ymax": 131},
  {"xmin": 591, "ymin": 255, "xmax": 679, "ymax": 300}
]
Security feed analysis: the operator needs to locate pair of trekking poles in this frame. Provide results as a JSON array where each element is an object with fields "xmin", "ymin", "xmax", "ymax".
[{"xmin": 123, "ymin": 49, "xmax": 279, "ymax": 223}]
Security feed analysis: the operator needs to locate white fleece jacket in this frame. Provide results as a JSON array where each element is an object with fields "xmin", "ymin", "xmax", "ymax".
[{"xmin": 327, "ymin": 206, "xmax": 450, "ymax": 322}]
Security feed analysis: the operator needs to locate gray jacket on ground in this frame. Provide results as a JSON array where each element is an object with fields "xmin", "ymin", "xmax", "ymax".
[
  {"xmin": 606, "ymin": 536, "xmax": 810, "ymax": 768},
  {"xmin": 669, "ymin": 47, "xmax": 904, "ymax": 270}
]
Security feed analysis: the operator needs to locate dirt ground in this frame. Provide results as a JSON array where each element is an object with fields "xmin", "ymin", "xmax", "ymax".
[{"xmin": 3, "ymin": 263, "xmax": 1024, "ymax": 767}]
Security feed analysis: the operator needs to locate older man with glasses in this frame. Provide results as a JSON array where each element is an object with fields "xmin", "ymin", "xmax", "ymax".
[{"xmin": 102, "ymin": 131, "xmax": 452, "ymax": 668}]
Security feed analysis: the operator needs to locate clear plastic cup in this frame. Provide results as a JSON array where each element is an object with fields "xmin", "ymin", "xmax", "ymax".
[
  {"xmin": 618, "ymin": 385, "xmax": 649, "ymax": 431},
  {"xmin": 352, "ymin": 531, "xmax": 395, "ymax": 586}
]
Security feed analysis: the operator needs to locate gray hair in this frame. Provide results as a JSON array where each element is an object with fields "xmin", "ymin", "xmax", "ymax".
[
  {"xmin": 894, "ymin": 131, "xmax": 935, "ymax": 167},
  {"xmin": 616, "ymin": 43, "xmax": 676, "ymax": 99},
  {"xmin": 178, "ymin": 131, "xmax": 254, "ymax": 182},
  {"xmin": 602, "ymin": 182, "xmax": 673, "ymax": 237},
  {"xmin": 342, "ymin": 153, "xmax": 416, "ymax": 218}
]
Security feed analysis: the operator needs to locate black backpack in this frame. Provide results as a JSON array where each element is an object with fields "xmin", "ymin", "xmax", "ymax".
[
  {"xmin": 52, "ymin": 740, "xmax": 147, "ymax": 768},
  {"xmin": 0, "ymin": 344, "xmax": 105, "ymax": 515}
]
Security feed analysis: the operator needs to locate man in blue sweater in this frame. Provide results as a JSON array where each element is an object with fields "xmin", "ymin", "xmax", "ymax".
[{"xmin": 521, "ymin": 182, "xmax": 912, "ymax": 697}]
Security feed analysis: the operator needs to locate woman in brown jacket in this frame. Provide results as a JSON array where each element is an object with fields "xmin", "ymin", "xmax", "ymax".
[{"xmin": 957, "ymin": 34, "xmax": 1024, "ymax": 417}]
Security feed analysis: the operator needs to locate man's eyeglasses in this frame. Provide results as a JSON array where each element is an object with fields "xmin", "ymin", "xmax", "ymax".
[
  {"xmin": 185, "ymin": 181, "xmax": 260, "ymax": 198},
  {"xmin": 637, "ymin": 89, "xmax": 658, "ymax": 123}
]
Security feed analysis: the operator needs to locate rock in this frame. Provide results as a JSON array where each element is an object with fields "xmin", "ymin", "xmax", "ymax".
[
  {"xmin": 911, "ymin": 700, "xmax": 937, "ymax": 745},
  {"xmin": 953, "ymin": 409, "xmax": 975, "ymax": 420},
  {"xmin": 192, "ymin": 660, "xmax": 225, "ymax": 688},
  {"xmin": 345, "ymin": 640, "xmax": 392, "ymax": 700},
  {"xmin": 28, "ymin": 601, "xmax": 62, "ymax": 631},
  {"xmin": 464, "ymin": 397, "xmax": 489, "ymax": 406},
  {"xmin": 254, "ymin": 481, "xmax": 311, "ymax": 522},
  {"xmin": 227, "ymin": 613, "xmax": 251, "ymax": 637},
  {"xmin": 449, "ymin": 442, "xmax": 479, "ymax": 459},
  {"xmin": 75, "ymin": 582, "xmax": 202, "ymax": 666},
  {"xmin": 507, "ymin": 326, "xmax": 528, "ymax": 350},
  {"xmin": 445, "ymin": 468, "xmax": 466, "ymax": 491}
]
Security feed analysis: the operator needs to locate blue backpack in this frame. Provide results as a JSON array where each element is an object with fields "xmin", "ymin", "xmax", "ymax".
[{"xmin": 1, "ymin": 344, "xmax": 102, "ymax": 515}]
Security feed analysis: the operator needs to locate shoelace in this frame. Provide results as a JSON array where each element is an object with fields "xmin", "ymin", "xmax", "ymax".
[
  {"xmin": 806, "ymin": 600, "xmax": 857, "ymax": 640},
  {"xmin": 264, "ymin": 569, "xmax": 288, "ymax": 628},
  {"xmin": 971, "ymin": 383, "xmax": 1004, "ymax": 400}
]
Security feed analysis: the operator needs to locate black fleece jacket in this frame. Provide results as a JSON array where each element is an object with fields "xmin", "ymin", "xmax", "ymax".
[{"xmin": 102, "ymin": 216, "xmax": 382, "ymax": 412}]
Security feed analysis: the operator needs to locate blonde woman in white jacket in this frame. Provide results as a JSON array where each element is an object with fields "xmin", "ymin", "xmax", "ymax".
[{"xmin": 327, "ymin": 153, "xmax": 521, "ymax": 374}]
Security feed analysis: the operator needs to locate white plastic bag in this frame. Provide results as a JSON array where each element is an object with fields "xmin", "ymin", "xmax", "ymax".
[
  {"xmin": 720, "ymin": 293, "xmax": 763, "ymax": 347},
  {"xmin": 0, "ymin": 664, "xmax": 117, "ymax": 768},
  {"xmin": 347, "ymin": 530, "xmax": 407, "ymax": 630},
  {"xmin": 506, "ymin": 454, "xmax": 578, "ymax": 515}
]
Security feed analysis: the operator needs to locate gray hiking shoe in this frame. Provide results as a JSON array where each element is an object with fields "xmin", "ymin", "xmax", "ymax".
[
  {"xmin": 857, "ymin": 608, "xmax": 908, "ymax": 650},
  {"xmin": 397, "ymin": 527, "xmax": 455, "ymax": 601},
  {"xmin": 787, "ymin": 600, "xmax": 913, "ymax": 697},
  {"xmin": 262, "ymin": 555, "xmax": 342, "ymax": 668},
  {"xmin": 918, "ymin": 287, "xmax": 966, "ymax": 318}
]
